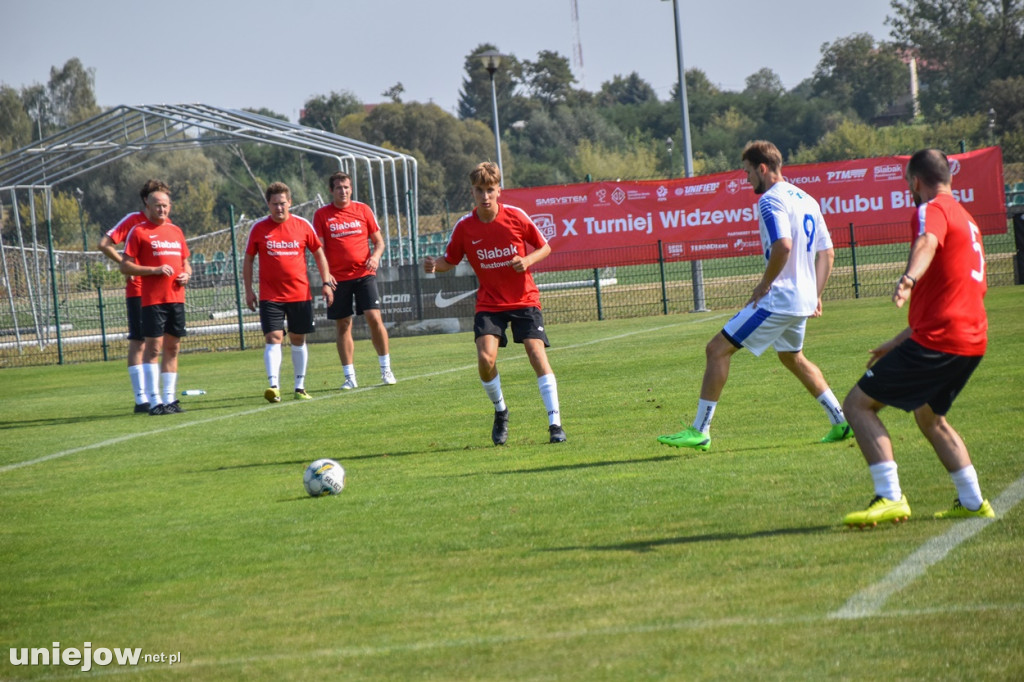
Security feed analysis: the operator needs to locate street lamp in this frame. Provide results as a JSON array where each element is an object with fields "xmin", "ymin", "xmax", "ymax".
[
  {"xmin": 74, "ymin": 187, "xmax": 87, "ymax": 252},
  {"xmin": 476, "ymin": 49, "xmax": 507, "ymax": 185},
  {"xmin": 663, "ymin": 0, "xmax": 706, "ymax": 311},
  {"xmin": 666, "ymin": 136, "xmax": 675, "ymax": 177},
  {"xmin": 988, "ymin": 108, "xmax": 996, "ymax": 146}
]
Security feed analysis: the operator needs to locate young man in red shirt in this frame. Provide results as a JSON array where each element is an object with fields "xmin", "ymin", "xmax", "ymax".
[
  {"xmin": 98, "ymin": 179, "xmax": 170, "ymax": 413},
  {"xmin": 424, "ymin": 162, "xmax": 566, "ymax": 445},
  {"xmin": 244, "ymin": 182, "xmax": 335, "ymax": 402},
  {"xmin": 312, "ymin": 171, "xmax": 395, "ymax": 389},
  {"xmin": 842, "ymin": 148, "xmax": 993, "ymax": 527},
  {"xmin": 120, "ymin": 185, "xmax": 192, "ymax": 415}
]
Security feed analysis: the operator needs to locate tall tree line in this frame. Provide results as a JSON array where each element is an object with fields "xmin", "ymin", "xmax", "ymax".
[{"xmin": 2, "ymin": 0, "xmax": 1021, "ymax": 248}]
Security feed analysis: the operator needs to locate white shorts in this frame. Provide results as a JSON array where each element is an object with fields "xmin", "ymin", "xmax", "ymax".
[{"xmin": 721, "ymin": 304, "xmax": 806, "ymax": 357}]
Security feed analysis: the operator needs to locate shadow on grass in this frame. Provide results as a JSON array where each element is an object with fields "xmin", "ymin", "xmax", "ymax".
[
  {"xmin": 485, "ymin": 454, "xmax": 680, "ymax": 476},
  {"xmin": 544, "ymin": 524, "xmax": 834, "ymax": 553}
]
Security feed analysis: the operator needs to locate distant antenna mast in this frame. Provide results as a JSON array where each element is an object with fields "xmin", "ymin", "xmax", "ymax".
[{"xmin": 570, "ymin": 0, "xmax": 584, "ymax": 85}]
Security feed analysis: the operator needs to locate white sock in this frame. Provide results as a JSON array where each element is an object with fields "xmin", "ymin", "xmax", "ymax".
[
  {"xmin": 291, "ymin": 344, "xmax": 308, "ymax": 391},
  {"xmin": 950, "ymin": 465, "xmax": 984, "ymax": 510},
  {"xmin": 264, "ymin": 343, "xmax": 282, "ymax": 387},
  {"xmin": 482, "ymin": 375, "xmax": 506, "ymax": 412},
  {"xmin": 692, "ymin": 399, "xmax": 717, "ymax": 434},
  {"xmin": 343, "ymin": 364, "xmax": 356, "ymax": 382},
  {"xmin": 869, "ymin": 461, "xmax": 902, "ymax": 501},
  {"xmin": 129, "ymin": 364, "xmax": 146, "ymax": 404},
  {"xmin": 161, "ymin": 372, "xmax": 177, "ymax": 404},
  {"xmin": 817, "ymin": 388, "xmax": 846, "ymax": 426},
  {"xmin": 144, "ymin": 363, "xmax": 162, "ymax": 406},
  {"xmin": 537, "ymin": 373, "xmax": 561, "ymax": 426},
  {"xmin": 378, "ymin": 354, "xmax": 391, "ymax": 371}
]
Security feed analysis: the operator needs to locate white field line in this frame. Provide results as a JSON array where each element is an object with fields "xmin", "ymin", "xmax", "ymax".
[
  {"xmin": 1, "ymin": 314, "xmax": 729, "ymax": 474},
  {"xmin": 24, "ymin": 602, "xmax": 1024, "ymax": 679},
  {"xmin": 829, "ymin": 473, "xmax": 1024, "ymax": 620}
]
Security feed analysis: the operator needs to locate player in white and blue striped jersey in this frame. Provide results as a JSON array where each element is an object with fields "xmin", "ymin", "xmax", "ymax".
[{"xmin": 658, "ymin": 140, "xmax": 853, "ymax": 451}]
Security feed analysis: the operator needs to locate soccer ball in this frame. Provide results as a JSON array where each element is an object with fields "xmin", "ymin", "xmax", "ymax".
[{"xmin": 303, "ymin": 458, "xmax": 345, "ymax": 497}]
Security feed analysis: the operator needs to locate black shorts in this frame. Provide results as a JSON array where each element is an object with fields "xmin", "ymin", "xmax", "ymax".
[
  {"xmin": 141, "ymin": 303, "xmax": 187, "ymax": 339},
  {"xmin": 259, "ymin": 300, "xmax": 315, "ymax": 335},
  {"xmin": 126, "ymin": 296, "xmax": 144, "ymax": 341},
  {"xmin": 857, "ymin": 338, "xmax": 982, "ymax": 415},
  {"xmin": 474, "ymin": 308, "xmax": 550, "ymax": 348},
  {"xmin": 327, "ymin": 276, "xmax": 381, "ymax": 320}
]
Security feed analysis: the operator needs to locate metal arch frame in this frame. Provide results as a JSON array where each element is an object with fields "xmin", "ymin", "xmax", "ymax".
[
  {"xmin": 0, "ymin": 103, "xmax": 419, "ymax": 265},
  {"xmin": 0, "ymin": 103, "xmax": 419, "ymax": 358}
]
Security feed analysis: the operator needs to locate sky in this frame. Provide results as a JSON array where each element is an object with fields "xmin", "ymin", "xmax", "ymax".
[{"xmin": 2, "ymin": 0, "xmax": 896, "ymax": 122}]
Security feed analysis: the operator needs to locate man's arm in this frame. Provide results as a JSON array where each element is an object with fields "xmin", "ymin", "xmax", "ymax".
[
  {"xmin": 893, "ymin": 232, "xmax": 938, "ymax": 308},
  {"xmin": 243, "ymin": 253, "xmax": 257, "ymax": 311},
  {"xmin": 423, "ymin": 255, "xmax": 457, "ymax": 274},
  {"xmin": 748, "ymin": 237, "xmax": 791, "ymax": 306},
  {"xmin": 367, "ymin": 230, "xmax": 386, "ymax": 272},
  {"xmin": 312, "ymin": 247, "xmax": 335, "ymax": 306},
  {"xmin": 120, "ymin": 255, "xmax": 173, "ymax": 278},
  {"xmin": 511, "ymin": 243, "xmax": 551, "ymax": 273},
  {"xmin": 97, "ymin": 234, "xmax": 121, "ymax": 264}
]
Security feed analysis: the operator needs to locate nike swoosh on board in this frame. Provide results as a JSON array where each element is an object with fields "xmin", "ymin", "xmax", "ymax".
[{"xmin": 435, "ymin": 289, "xmax": 478, "ymax": 308}]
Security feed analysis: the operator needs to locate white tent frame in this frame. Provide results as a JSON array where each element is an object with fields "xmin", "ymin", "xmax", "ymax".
[{"xmin": 0, "ymin": 103, "xmax": 419, "ymax": 357}]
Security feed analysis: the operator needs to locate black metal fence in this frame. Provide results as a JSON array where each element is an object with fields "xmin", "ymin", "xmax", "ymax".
[{"xmin": 1, "ymin": 216, "xmax": 1018, "ymax": 368}]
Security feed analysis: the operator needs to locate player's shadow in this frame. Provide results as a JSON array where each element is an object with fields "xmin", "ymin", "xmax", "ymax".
[
  {"xmin": 484, "ymin": 454, "xmax": 679, "ymax": 476},
  {"xmin": 543, "ymin": 524, "xmax": 834, "ymax": 554}
]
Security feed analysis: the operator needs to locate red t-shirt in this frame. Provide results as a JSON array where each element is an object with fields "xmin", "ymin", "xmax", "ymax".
[
  {"xmin": 312, "ymin": 201, "xmax": 380, "ymax": 281},
  {"xmin": 444, "ymin": 203, "xmax": 548, "ymax": 312},
  {"xmin": 123, "ymin": 220, "xmax": 190, "ymax": 307},
  {"xmin": 245, "ymin": 215, "xmax": 323, "ymax": 303},
  {"xmin": 908, "ymin": 193, "xmax": 987, "ymax": 355},
  {"xmin": 105, "ymin": 212, "xmax": 147, "ymax": 298}
]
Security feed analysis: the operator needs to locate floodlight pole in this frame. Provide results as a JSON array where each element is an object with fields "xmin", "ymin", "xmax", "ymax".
[
  {"xmin": 668, "ymin": 0, "xmax": 707, "ymax": 311},
  {"xmin": 478, "ymin": 50, "xmax": 506, "ymax": 186}
]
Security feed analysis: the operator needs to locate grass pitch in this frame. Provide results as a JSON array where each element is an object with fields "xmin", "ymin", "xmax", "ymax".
[{"xmin": 1, "ymin": 287, "xmax": 1022, "ymax": 680}]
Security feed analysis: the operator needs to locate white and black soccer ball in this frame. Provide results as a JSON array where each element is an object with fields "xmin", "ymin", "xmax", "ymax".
[{"xmin": 303, "ymin": 458, "xmax": 345, "ymax": 497}]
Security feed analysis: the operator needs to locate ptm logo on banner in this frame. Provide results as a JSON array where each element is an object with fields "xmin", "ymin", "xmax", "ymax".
[{"xmin": 827, "ymin": 169, "xmax": 868, "ymax": 183}]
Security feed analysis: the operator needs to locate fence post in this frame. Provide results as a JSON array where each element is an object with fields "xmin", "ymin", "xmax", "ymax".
[
  {"xmin": 593, "ymin": 268, "xmax": 604, "ymax": 321},
  {"xmin": 229, "ymin": 206, "xmax": 246, "ymax": 351},
  {"xmin": 1013, "ymin": 212, "xmax": 1024, "ymax": 285},
  {"xmin": 658, "ymin": 240, "xmax": 669, "ymax": 315},
  {"xmin": 98, "ymin": 285, "xmax": 109, "ymax": 361},
  {"xmin": 45, "ymin": 213, "xmax": 64, "ymax": 364},
  {"xmin": 848, "ymin": 222, "xmax": 860, "ymax": 299}
]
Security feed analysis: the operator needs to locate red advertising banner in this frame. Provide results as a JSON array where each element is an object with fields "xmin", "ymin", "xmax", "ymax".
[{"xmin": 501, "ymin": 147, "xmax": 1006, "ymax": 272}]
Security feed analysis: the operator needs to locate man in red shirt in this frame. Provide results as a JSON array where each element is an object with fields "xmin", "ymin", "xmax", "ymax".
[
  {"xmin": 423, "ymin": 162, "xmax": 566, "ymax": 445},
  {"xmin": 244, "ymin": 182, "xmax": 335, "ymax": 403},
  {"xmin": 120, "ymin": 185, "xmax": 192, "ymax": 415},
  {"xmin": 98, "ymin": 179, "xmax": 170, "ymax": 413},
  {"xmin": 842, "ymin": 149, "xmax": 993, "ymax": 527},
  {"xmin": 312, "ymin": 171, "xmax": 395, "ymax": 389}
]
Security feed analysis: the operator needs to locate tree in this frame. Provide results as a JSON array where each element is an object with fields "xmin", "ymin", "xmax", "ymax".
[
  {"xmin": 569, "ymin": 136, "xmax": 659, "ymax": 181},
  {"xmin": 382, "ymin": 82, "xmax": 405, "ymax": 103},
  {"xmin": 813, "ymin": 34, "xmax": 908, "ymax": 122},
  {"xmin": 47, "ymin": 58, "xmax": 100, "ymax": 127},
  {"xmin": 743, "ymin": 68, "xmax": 785, "ymax": 98},
  {"xmin": 298, "ymin": 90, "xmax": 363, "ymax": 132},
  {"xmin": 522, "ymin": 50, "xmax": 578, "ymax": 108},
  {"xmin": 457, "ymin": 44, "xmax": 523, "ymax": 127},
  {"xmin": 358, "ymin": 102, "xmax": 494, "ymax": 213},
  {"xmin": 598, "ymin": 72, "xmax": 658, "ymax": 107},
  {"xmin": 0, "ymin": 85, "xmax": 33, "ymax": 154},
  {"xmin": 888, "ymin": 0, "xmax": 1024, "ymax": 118}
]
